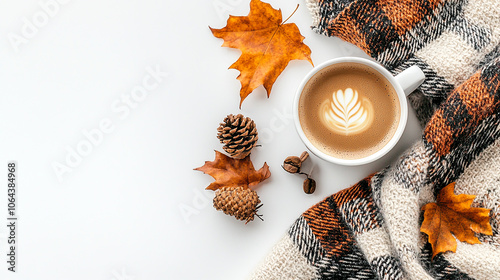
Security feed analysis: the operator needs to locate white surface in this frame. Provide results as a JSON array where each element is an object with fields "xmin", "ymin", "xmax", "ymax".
[{"xmin": 0, "ymin": 1, "xmax": 422, "ymax": 279}]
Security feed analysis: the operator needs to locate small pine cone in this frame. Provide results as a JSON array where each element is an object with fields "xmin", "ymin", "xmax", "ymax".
[
  {"xmin": 217, "ymin": 114, "xmax": 258, "ymax": 159},
  {"xmin": 213, "ymin": 186, "xmax": 262, "ymax": 223}
]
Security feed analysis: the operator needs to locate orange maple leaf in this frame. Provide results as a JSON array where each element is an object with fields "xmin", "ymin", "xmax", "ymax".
[
  {"xmin": 194, "ymin": 150, "xmax": 271, "ymax": 191},
  {"xmin": 420, "ymin": 182, "xmax": 493, "ymax": 258},
  {"xmin": 210, "ymin": 0, "xmax": 313, "ymax": 108}
]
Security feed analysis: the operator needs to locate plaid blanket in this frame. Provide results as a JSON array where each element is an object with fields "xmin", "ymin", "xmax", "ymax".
[{"xmin": 250, "ymin": 0, "xmax": 500, "ymax": 279}]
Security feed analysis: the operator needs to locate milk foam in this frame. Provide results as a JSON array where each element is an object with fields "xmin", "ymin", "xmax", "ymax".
[{"xmin": 319, "ymin": 88, "xmax": 374, "ymax": 135}]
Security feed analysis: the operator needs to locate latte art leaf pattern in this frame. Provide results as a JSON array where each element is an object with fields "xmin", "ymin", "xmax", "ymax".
[{"xmin": 320, "ymin": 88, "xmax": 374, "ymax": 135}]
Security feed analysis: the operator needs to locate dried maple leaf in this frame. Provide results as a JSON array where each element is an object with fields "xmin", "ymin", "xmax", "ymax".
[
  {"xmin": 210, "ymin": 0, "xmax": 313, "ymax": 108},
  {"xmin": 194, "ymin": 150, "xmax": 271, "ymax": 191},
  {"xmin": 420, "ymin": 182, "xmax": 492, "ymax": 258}
]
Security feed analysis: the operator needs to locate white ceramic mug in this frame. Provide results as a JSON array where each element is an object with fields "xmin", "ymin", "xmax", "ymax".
[{"xmin": 293, "ymin": 57, "xmax": 425, "ymax": 166}]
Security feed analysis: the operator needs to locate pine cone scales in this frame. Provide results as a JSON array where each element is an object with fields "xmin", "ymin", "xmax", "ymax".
[
  {"xmin": 217, "ymin": 114, "xmax": 258, "ymax": 159},
  {"xmin": 213, "ymin": 186, "xmax": 262, "ymax": 223}
]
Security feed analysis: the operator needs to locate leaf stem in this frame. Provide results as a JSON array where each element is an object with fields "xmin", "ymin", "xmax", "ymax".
[{"xmin": 282, "ymin": 4, "xmax": 299, "ymax": 25}]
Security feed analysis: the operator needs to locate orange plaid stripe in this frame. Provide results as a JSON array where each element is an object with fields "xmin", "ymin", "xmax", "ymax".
[
  {"xmin": 332, "ymin": 13, "xmax": 371, "ymax": 54},
  {"xmin": 425, "ymin": 70, "xmax": 500, "ymax": 156},
  {"xmin": 302, "ymin": 198, "xmax": 354, "ymax": 257},
  {"xmin": 458, "ymin": 73, "xmax": 497, "ymax": 118},
  {"xmin": 332, "ymin": 175, "xmax": 374, "ymax": 207},
  {"xmin": 377, "ymin": 0, "xmax": 442, "ymax": 35},
  {"xmin": 425, "ymin": 110, "xmax": 453, "ymax": 155}
]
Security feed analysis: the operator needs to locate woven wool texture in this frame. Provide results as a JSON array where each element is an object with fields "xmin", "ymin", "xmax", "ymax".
[{"xmin": 250, "ymin": 0, "xmax": 500, "ymax": 279}]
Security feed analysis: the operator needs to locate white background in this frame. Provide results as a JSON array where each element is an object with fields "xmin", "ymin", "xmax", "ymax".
[{"xmin": 0, "ymin": 0, "xmax": 422, "ymax": 279}]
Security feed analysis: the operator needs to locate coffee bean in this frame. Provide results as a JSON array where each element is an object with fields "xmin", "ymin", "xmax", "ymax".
[
  {"xmin": 283, "ymin": 156, "xmax": 302, "ymax": 173},
  {"xmin": 303, "ymin": 178, "xmax": 316, "ymax": 194}
]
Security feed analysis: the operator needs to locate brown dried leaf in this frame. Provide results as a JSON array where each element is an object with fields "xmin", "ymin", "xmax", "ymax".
[
  {"xmin": 420, "ymin": 182, "xmax": 493, "ymax": 258},
  {"xmin": 194, "ymin": 150, "xmax": 271, "ymax": 191},
  {"xmin": 210, "ymin": 0, "xmax": 313, "ymax": 108}
]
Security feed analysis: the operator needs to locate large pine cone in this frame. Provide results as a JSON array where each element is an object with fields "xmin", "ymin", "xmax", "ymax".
[
  {"xmin": 217, "ymin": 114, "xmax": 258, "ymax": 159},
  {"xmin": 213, "ymin": 186, "xmax": 262, "ymax": 223}
]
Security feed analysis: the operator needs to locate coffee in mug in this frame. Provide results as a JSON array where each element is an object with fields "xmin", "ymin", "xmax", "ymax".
[
  {"xmin": 298, "ymin": 62, "xmax": 400, "ymax": 160},
  {"xmin": 294, "ymin": 57, "xmax": 425, "ymax": 166}
]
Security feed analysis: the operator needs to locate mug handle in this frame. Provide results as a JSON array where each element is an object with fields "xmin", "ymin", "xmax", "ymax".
[{"xmin": 395, "ymin": 65, "xmax": 426, "ymax": 96}]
